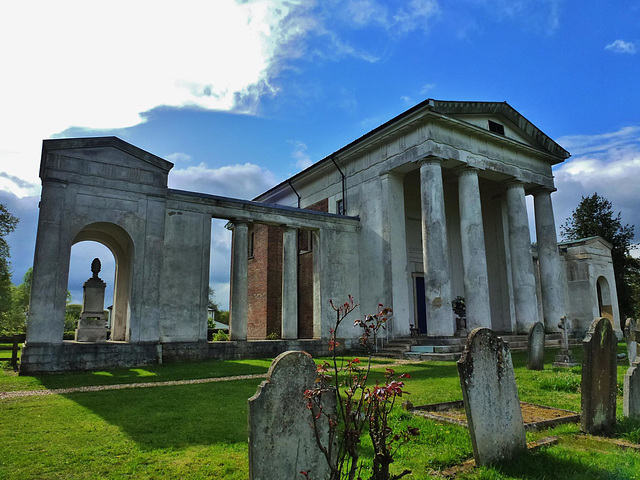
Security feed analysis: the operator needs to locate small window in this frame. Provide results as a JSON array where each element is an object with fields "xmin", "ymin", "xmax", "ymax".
[
  {"xmin": 488, "ymin": 120, "xmax": 505, "ymax": 135},
  {"xmin": 299, "ymin": 230, "xmax": 312, "ymax": 254},
  {"xmin": 248, "ymin": 232, "xmax": 254, "ymax": 258},
  {"xmin": 336, "ymin": 199, "xmax": 344, "ymax": 215}
]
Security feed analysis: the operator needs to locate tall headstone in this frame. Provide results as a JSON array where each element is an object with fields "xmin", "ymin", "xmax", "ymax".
[
  {"xmin": 624, "ymin": 318, "xmax": 640, "ymax": 419},
  {"xmin": 527, "ymin": 321, "xmax": 545, "ymax": 370},
  {"xmin": 581, "ymin": 317, "xmax": 617, "ymax": 435},
  {"xmin": 457, "ymin": 328, "xmax": 527, "ymax": 466},
  {"xmin": 553, "ymin": 316, "xmax": 578, "ymax": 367},
  {"xmin": 248, "ymin": 351, "xmax": 333, "ymax": 480},
  {"xmin": 625, "ymin": 318, "xmax": 637, "ymax": 366},
  {"xmin": 75, "ymin": 258, "xmax": 107, "ymax": 342}
]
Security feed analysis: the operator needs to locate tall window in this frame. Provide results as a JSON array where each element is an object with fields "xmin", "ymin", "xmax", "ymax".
[{"xmin": 336, "ymin": 199, "xmax": 344, "ymax": 215}]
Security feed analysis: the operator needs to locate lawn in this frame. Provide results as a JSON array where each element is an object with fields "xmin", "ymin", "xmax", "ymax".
[{"xmin": 1, "ymin": 346, "xmax": 639, "ymax": 479}]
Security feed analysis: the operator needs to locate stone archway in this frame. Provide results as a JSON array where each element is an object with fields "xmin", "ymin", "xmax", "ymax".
[
  {"xmin": 596, "ymin": 276, "xmax": 614, "ymax": 324},
  {"xmin": 73, "ymin": 223, "xmax": 134, "ymax": 342}
]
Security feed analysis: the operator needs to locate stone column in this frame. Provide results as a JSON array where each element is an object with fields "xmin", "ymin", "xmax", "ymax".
[
  {"xmin": 281, "ymin": 226, "xmax": 298, "ymax": 339},
  {"xmin": 458, "ymin": 168, "xmax": 491, "ymax": 329},
  {"xmin": 419, "ymin": 157, "xmax": 454, "ymax": 336},
  {"xmin": 533, "ymin": 188, "xmax": 565, "ymax": 332},
  {"xmin": 505, "ymin": 182, "xmax": 538, "ymax": 333},
  {"xmin": 380, "ymin": 171, "xmax": 411, "ymax": 336},
  {"xmin": 230, "ymin": 221, "xmax": 249, "ymax": 341}
]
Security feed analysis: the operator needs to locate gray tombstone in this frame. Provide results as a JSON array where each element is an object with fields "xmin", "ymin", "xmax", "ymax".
[
  {"xmin": 527, "ymin": 322, "xmax": 545, "ymax": 370},
  {"xmin": 625, "ymin": 318, "xmax": 637, "ymax": 366},
  {"xmin": 457, "ymin": 328, "xmax": 527, "ymax": 466},
  {"xmin": 248, "ymin": 351, "xmax": 333, "ymax": 480},
  {"xmin": 553, "ymin": 316, "xmax": 578, "ymax": 367},
  {"xmin": 624, "ymin": 318, "xmax": 640, "ymax": 419},
  {"xmin": 624, "ymin": 363, "xmax": 640, "ymax": 419},
  {"xmin": 581, "ymin": 317, "xmax": 617, "ymax": 436},
  {"xmin": 75, "ymin": 258, "xmax": 107, "ymax": 342}
]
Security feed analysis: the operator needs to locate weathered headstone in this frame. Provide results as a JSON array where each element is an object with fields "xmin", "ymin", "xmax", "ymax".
[
  {"xmin": 248, "ymin": 351, "xmax": 333, "ymax": 480},
  {"xmin": 581, "ymin": 317, "xmax": 617, "ymax": 435},
  {"xmin": 527, "ymin": 322, "xmax": 545, "ymax": 370},
  {"xmin": 75, "ymin": 258, "xmax": 107, "ymax": 342},
  {"xmin": 625, "ymin": 318, "xmax": 637, "ymax": 366},
  {"xmin": 624, "ymin": 318, "xmax": 640, "ymax": 419},
  {"xmin": 457, "ymin": 328, "xmax": 527, "ymax": 466},
  {"xmin": 553, "ymin": 316, "xmax": 578, "ymax": 367}
]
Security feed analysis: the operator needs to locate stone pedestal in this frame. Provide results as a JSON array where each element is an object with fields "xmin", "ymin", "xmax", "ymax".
[{"xmin": 75, "ymin": 274, "xmax": 107, "ymax": 343}]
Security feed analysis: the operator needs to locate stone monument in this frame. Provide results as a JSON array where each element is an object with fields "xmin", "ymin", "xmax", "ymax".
[
  {"xmin": 527, "ymin": 321, "xmax": 545, "ymax": 370},
  {"xmin": 624, "ymin": 318, "xmax": 640, "ymax": 419},
  {"xmin": 75, "ymin": 258, "xmax": 108, "ymax": 342},
  {"xmin": 248, "ymin": 351, "xmax": 334, "ymax": 480},
  {"xmin": 457, "ymin": 328, "xmax": 527, "ymax": 466},
  {"xmin": 625, "ymin": 318, "xmax": 638, "ymax": 366},
  {"xmin": 553, "ymin": 316, "xmax": 578, "ymax": 367},
  {"xmin": 581, "ymin": 317, "xmax": 617, "ymax": 435}
]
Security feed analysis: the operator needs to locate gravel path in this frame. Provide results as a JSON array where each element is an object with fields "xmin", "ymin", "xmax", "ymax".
[
  {"xmin": 0, "ymin": 358, "xmax": 410, "ymax": 401},
  {"xmin": 0, "ymin": 373, "xmax": 267, "ymax": 400}
]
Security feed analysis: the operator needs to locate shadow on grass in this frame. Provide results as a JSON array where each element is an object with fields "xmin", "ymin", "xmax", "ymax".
[
  {"xmin": 30, "ymin": 358, "xmax": 271, "ymax": 391},
  {"xmin": 60, "ymin": 377, "xmax": 263, "ymax": 450},
  {"xmin": 486, "ymin": 444, "xmax": 637, "ymax": 480}
]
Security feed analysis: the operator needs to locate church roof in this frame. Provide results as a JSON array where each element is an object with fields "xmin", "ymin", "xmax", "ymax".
[{"xmin": 255, "ymin": 99, "xmax": 570, "ymax": 202}]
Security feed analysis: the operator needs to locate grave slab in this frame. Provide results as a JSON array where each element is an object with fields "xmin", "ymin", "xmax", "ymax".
[
  {"xmin": 248, "ymin": 351, "xmax": 333, "ymax": 480},
  {"xmin": 527, "ymin": 322, "xmax": 545, "ymax": 370},
  {"xmin": 581, "ymin": 317, "xmax": 617, "ymax": 436},
  {"xmin": 457, "ymin": 328, "xmax": 527, "ymax": 466}
]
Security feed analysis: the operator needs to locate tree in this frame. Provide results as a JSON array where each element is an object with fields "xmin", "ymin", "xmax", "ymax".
[
  {"xmin": 560, "ymin": 193, "xmax": 639, "ymax": 320},
  {"xmin": 0, "ymin": 203, "xmax": 18, "ymax": 329}
]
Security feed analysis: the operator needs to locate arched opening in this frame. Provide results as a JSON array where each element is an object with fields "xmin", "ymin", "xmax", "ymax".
[
  {"xmin": 71, "ymin": 223, "xmax": 134, "ymax": 342},
  {"xmin": 596, "ymin": 276, "xmax": 614, "ymax": 323}
]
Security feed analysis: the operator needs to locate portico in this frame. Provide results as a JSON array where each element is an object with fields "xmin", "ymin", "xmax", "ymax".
[{"xmin": 255, "ymin": 100, "xmax": 574, "ymax": 338}]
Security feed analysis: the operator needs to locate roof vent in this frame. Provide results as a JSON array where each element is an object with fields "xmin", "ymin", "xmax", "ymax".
[{"xmin": 488, "ymin": 120, "xmax": 505, "ymax": 135}]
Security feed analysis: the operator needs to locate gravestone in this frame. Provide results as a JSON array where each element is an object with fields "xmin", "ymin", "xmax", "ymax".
[
  {"xmin": 625, "ymin": 318, "xmax": 637, "ymax": 366},
  {"xmin": 553, "ymin": 316, "xmax": 578, "ymax": 367},
  {"xmin": 248, "ymin": 351, "xmax": 333, "ymax": 480},
  {"xmin": 527, "ymin": 322, "xmax": 545, "ymax": 370},
  {"xmin": 75, "ymin": 258, "xmax": 108, "ymax": 342},
  {"xmin": 624, "ymin": 318, "xmax": 640, "ymax": 419},
  {"xmin": 457, "ymin": 328, "xmax": 527, "ymax": 466},
  {"xmin": 581, "ymin": 317, "xmax": 617, "ymax": 435}
]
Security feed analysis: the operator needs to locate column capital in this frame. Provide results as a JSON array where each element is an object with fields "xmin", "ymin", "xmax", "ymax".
[
  {"xmin": 455, "ymin": 166, "xmax": 481, "ymax": 178},
  {"xmin": 504, "ymin": 180, "xmax": 526, "ymax": 192},
  {"xmin": 417, "ymin": 155, "xmax": 444, "ymax": 166},
  {"xmin": 530, "ymin": 186, "xmax": 557, "ymax": 197},
  {"xmin": 379, "ymin": 170, "xmax": 405, "ymax": 180}
]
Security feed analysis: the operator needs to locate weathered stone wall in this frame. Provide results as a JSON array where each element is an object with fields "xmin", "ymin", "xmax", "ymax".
[{"xmin": 20, "ymin": 339, "xmax": 340, "ymax": 374}]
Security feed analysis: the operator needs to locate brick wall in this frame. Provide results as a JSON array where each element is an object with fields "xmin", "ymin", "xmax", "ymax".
[{"xmin": 247, "ymin": 198, "xmax": 328, "ymax": 340}]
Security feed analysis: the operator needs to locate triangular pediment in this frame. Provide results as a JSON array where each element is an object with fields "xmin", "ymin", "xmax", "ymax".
[{"xmin": 428, "ymin": 100, "xmax": 570, "ymax": 161}]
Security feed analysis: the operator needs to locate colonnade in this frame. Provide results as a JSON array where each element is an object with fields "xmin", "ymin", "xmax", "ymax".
[
  {"xmin": 228, "ymin": 221, "xmax": 304, "ymax": 341},
  {"xmin": 416, "ymin": 156, "xmax": 564, "ymax": 335}
]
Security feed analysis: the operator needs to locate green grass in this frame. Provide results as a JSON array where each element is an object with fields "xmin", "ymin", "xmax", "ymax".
[{"xmin": 1, "ymin": 347, "xmax": 639, "ymax": 479}]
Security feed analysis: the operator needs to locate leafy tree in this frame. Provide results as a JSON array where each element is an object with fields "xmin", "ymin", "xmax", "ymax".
[
  {"xmin": 65, "ymin": 304, "xmax": 82, "ymax": 332},
  {"xmin": 0, "ymin": 204, "xmax": 19, "ymax": 331},
  {"xmin": 560, "ymin": 193, "xmax": 639, "ymax": 321}
]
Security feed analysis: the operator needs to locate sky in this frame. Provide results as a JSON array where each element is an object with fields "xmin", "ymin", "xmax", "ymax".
[{"xmin": 1, "ymin": 0, "xmax": 639, "ymax": 310}]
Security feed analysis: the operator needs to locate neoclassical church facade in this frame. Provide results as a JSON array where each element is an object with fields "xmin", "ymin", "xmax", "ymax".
[
  {"xmin": 22, "ymin": 99, "xmax": 620, "ymax": 372},
  {"xmin": 249, "ymin": 99, "xmax": 620, "ymax": 339}
]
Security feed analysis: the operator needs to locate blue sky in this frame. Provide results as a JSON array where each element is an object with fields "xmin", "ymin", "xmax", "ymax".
[{"xmin": 1, "ymin": 0, "xmax": 639, "ymax": 310}]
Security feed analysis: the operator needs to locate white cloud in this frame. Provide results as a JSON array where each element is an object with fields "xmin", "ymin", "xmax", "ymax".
[
  {"xmin": 605, "ymin": 39, "xmax": 637, "ymax": 54},
  {"xmin": 290, "ymin": 141, "xmax": 313, "ymax": 170},
  {"xmin": 0, "ymin": 0, "xmax": 305, "ymax": 197},
  {"xmin": 168, "ymin": 162, "xmax": 279, "ymax": 199},
  {"xmin": 552, "ymin": 128, "xmax": 640, "ymax": 242},
  {"xmin": 165, "ymin": 152, "xmax": 193, "ymax": 164}
]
